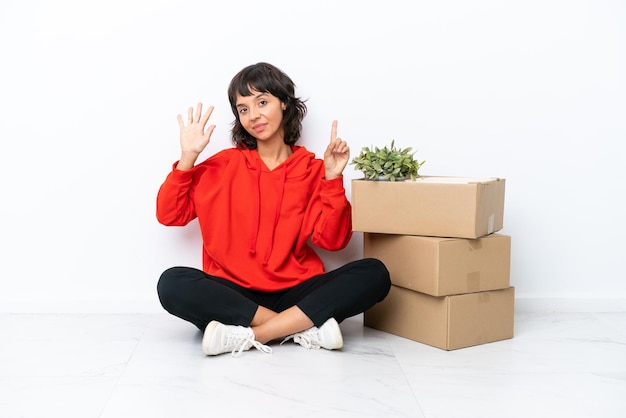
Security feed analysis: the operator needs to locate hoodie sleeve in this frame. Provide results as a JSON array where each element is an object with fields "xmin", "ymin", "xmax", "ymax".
[
  {"xmin": 310, "ymin": 175, "xmax": 353, "ymax": 251},
  {"xmin": 156, "ymin": 162, "xmax": 197, "ymax": 226}
]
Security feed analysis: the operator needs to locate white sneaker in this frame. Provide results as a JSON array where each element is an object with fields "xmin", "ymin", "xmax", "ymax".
[
  {"xmin": 202, "ymin": 321, "xmax": 272, "ymax": 357},
  {"xmin": 281, "ymin": 318, "xmax": 343, "ymax": 350}
]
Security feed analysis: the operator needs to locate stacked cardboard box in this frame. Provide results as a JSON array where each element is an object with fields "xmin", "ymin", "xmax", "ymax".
[{"xmin": 352, "ymin": 176, "xmax": 514, "ymax": 350}]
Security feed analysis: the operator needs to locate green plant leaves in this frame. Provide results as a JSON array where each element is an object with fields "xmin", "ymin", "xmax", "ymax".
[{"xmin": 350, "ymin": 140, "xmax": 425, "ymax": 181}]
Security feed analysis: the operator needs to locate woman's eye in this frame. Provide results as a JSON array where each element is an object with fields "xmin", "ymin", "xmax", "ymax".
[
  {"xmin": 259, "ymin": 100, "xmax": 267, "ymax": 106},
  {"xmin": 239, "ymin": 108, "xmax": 248, "ymax": 114}
]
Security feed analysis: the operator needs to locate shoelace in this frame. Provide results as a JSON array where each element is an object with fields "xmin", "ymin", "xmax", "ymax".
[
  {"xmin": 281, "ymin": 329, "xmax": 321, "ymax": 349},
  {"xmin": 228, "ymin": 332, "xmax": 272, "ymax": 357}
]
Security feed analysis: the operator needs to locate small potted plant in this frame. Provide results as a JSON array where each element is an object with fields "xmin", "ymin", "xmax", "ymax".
[{"xmin": 350, "ymin": 140, "xmax": 425, "ymax": 181}]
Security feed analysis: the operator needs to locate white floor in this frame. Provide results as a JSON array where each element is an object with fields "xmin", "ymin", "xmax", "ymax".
[{"xmin": 1, "ymin": 311, "xmax": 625, "ymax": 418}]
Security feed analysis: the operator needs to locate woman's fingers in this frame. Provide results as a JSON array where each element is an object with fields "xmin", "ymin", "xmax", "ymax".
[
  {"xmin": 199, "ymin": 105, "xmax": 214, "ymax": 126},
  {"xmin": 330, "ymin": 120, "xmax": 338, "ymax": 142},
  {"xmin": 195, "ymin": 103, "xmax": 203, "ymax": 123},
  {"xmin": 180, "ymin": 103, "xmax": 214, "ymax": 128}
]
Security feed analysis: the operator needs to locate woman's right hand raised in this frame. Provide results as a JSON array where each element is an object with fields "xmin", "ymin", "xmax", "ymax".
[{"xmin": 176, "ymin": 103, "xmax": 216, "ymax": 170}]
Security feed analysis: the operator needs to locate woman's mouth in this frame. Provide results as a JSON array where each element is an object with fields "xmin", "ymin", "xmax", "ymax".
[{"xmin": 253, "ymin": 123, "xmax": 266, "ymax": 132}]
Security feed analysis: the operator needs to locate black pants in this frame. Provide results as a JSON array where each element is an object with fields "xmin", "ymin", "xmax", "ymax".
[{"xmin": 157, "ymin": 258, "xmax": 391, "ymax": 331}]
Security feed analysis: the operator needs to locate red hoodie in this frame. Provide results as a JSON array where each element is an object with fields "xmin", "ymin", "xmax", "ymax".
[{"xmin": 156, "ymin": 146, "xmax": 353, "ymax": 291}]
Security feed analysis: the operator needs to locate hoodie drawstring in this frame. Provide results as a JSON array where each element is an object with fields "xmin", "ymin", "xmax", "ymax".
[
  {"xmin": 249, "ymin": 158, "xmax": 262, "ymax": 256},
  {"xmin": 262, "ymin": 166, "xmax": 286, "ymax": 266},
  {"xmin": 248, "ymin": 160, "xmax": 288, "ymax": 266}
]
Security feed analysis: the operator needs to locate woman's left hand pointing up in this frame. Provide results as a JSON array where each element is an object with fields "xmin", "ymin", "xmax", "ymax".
[{"xmin": 324, "ymin": 120, "xmax": 350, "ymax": 180}]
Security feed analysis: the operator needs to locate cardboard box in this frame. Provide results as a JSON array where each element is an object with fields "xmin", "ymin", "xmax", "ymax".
[
  {"xmin": 363, "ymin": 233, "xmax": 511, "ymax": 296},
  {"xmin": 364, "ymin": 286, "xmax": 515, "ymax": 350},
  {"xmin": 351, "ymin": 177, "xmax": 505, "ymax": 238}
]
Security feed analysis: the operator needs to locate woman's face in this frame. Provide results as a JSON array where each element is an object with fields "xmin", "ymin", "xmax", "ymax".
[{"xmin": 235, "ymin": 89, "xmax": 286, "ymax": 145}]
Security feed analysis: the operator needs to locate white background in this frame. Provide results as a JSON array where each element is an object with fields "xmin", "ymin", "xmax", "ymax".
[{"xmin": 1, "ymin": 0, "xmax": 624, "ymax": 313}]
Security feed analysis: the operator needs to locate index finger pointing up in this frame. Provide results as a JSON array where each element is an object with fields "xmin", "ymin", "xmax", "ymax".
[{"xmin": 330, "ymin": 120, "xmax": 338, "ymax": 142}]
